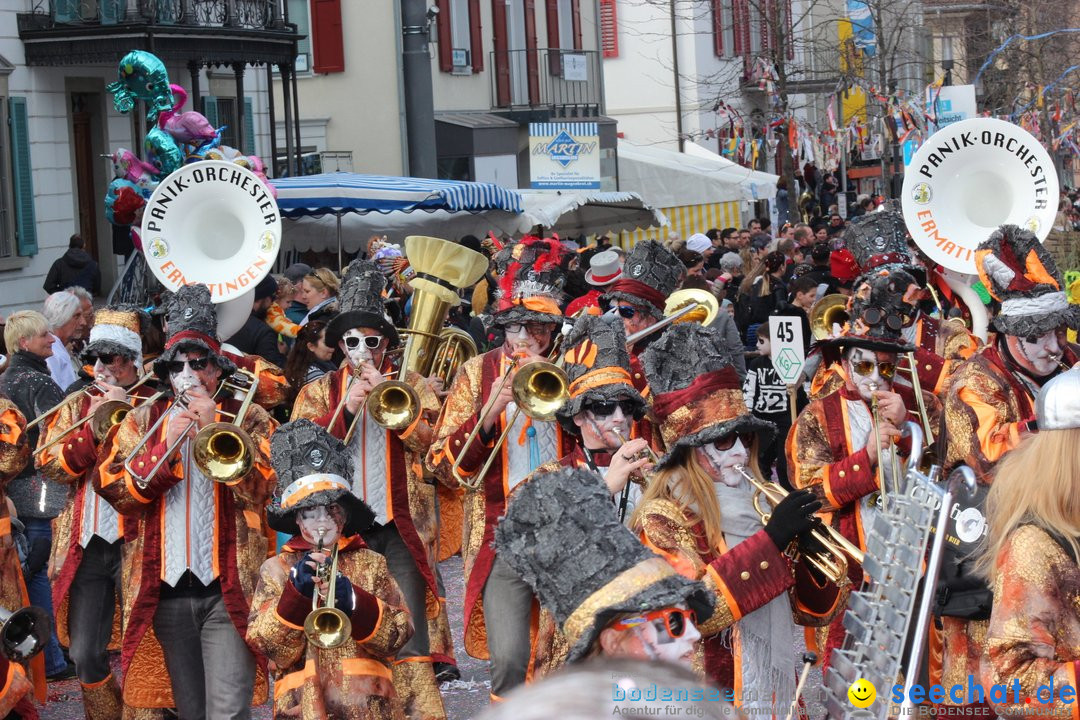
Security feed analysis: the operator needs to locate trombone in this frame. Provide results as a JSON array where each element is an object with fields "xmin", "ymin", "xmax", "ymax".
[
  {"xmin": 38, "ymin": 377, "xmax": 166, "ymax": 453},
  {"xmin": 124, "ymin": 369, "xmax": 259, "ymax": 488},
  {"xmin": 625, "ymin": 288, "xmax": 720, "ymax": 347},
  {"xmin": 303, "ymin": 529, "xmax": 351, "ymax": 649},
  {"xmin": 733, "ymin": 464, "xmax": 863, "ymax": 587},
  {"xmin": 27, "ymin": 372, "xmax": 156, "ymax": 432}
]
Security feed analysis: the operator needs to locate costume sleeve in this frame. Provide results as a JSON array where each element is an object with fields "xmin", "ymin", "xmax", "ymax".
[
  {"xmin": 637, "ymin": 500, "xmax": 792, "ymax": 638},
  {"xmin": 397, "ymin": 371, "xmax": 439, "ymax": 453},
  {"xmin": 233, "ymin": 404, "xmax": 277, "ymax": 507},
  {"xmin": 0, "ymin": 404, "xmax": 29, "ymax": 489},
  {"xmin": 95, "ymin": 406, "xmax": 182, "ymax": 515},
  {"xmin": 0, "ymin": 652, "xmax": 33, "ymax": 718},
  {"xmin": 35, "ymin": 394, "xmax": 95, "ymax": 484},
  {"xmin": 984, "ymin": 526, "xmax": 1080, "ymax": 719},
  {"xmin": 787, "ymin": 402, "xmax": 879, "ymax": 511},
  {"xmin": 952, "ymin": 382, "xmax": 1023, "ymax": 473},
  {"xmin": 427, "ymin": 356, "xmax": 488, "ymax": 487},
  {"xmin": 291, "ymin": 373, "xmax": 336, "ymax": 429},
  {"xmin": 249, "ymin": 357, "xmax": 289, "ymax": 411},
  {"xmin": 246, "ymin": 557, "xmax": 308, "ymax": 670},
  {"xmin": 347, "ymin": 552, "xmax": 413, "ymax": 658}
]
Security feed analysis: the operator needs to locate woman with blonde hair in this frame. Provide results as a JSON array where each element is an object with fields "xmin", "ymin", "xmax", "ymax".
[
  {"xmin": 979, "ymin": 368, "xmax": 1080, "ymax": 719},
  {"xmin": 297, "ymin": 267, "xmax": 340, "ymax": 326},
  {"xmin": 631, "ymin": 323, "xmax": 841, "ymax": 714}
]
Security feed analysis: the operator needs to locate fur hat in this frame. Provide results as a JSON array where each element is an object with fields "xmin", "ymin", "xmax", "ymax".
[
  {"xmin": 555, "ymin": 314, "xmax": 646, "ymax": 434},
  {"xmin": 643, "ymin": 324, "xmax": 774, "ymax": 468},
  {"xmin": 843, "ymin": 211, "xmax": 912, "ymax": 274},
  {"xmin": 494, "ymin": 467, "xmax": 714, "ymax": 663},
  {"xmin": 602, "ymin": 241, "xmax": 685, "ymax": 316},
  {"xmin": 493, "ymin": 236, "xmax": 567, "ymax": 326},
  {"xmin": 82, "ymin": 305, "xmax": 145, "ymax": 368},
  {"xmin": 153, "ymin": 284, "xmax": 237, "ymax": 381},
  {"xmin": 975, "ymin": 225, "xmax": 1080, "ymax": 337},
  {"xmin": 265, "ymin": 419, "xmax": 375, "ymax": 536},
  {"xmin": 326, "ymin": 260, "xmax": 399, "ymax": 350},
  {"xmin": 819, "ymin": 269, "xmax": 918, "ymax": 355}
]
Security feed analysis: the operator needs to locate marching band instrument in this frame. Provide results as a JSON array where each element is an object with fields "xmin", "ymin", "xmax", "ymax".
[
  {"xmin": 37, "ymin": 374, "xmax": 165, "ymax": 453},
  {"xmin": 612, "ymin": 430, "xmax": 657, "ymax": 522},
  {"xmin": 124, "ymin": 369, "xmax": 259, "ymax": 488},
  {"xmin": 809, "ymin": 294, "xmax": 850, "ymax": 341},
  {"xmin": 450, "ymin": 354, "xmax": 522, "ymax": 486},
  {"xmin": 733, "ymin": 464, "xmax": 864, "ymax": 587},
  {"xmin": 303, "ymin": 529, "xmax": 351, "ymax": 650},
  {"xmin": 0, "ymin": 605, "xmax": 50, "ymax": 660},
  {"xmin": 428, "ymin": 327, "xmax": 477, "ymax": 386},
  {"xmin": 625, "ymin": 288, "xmax": 720, "ymax": 347},
  {"xmin": 869, "ymin": 383, "xmax": 889, "ymax": 512}
]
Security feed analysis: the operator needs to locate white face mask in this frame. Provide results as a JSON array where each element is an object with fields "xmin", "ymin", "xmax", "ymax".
[
  {"xmin": 501, "ymin": 324, "xmax": 548, "ymax": 357},
  {"xmin": 696, "ymin": 439, "xmax": 749, "ymax": 488},
  {"xmin": 341, "ymin": 329, "xmax": 373, "ymax": 369},
  {"xmin": 630, "ymin": 611, "xmax": 701, "ymax": 666},
  {"xmin": 845, "ymin": 348, "xmax": 888, "ymax": 402},
  {"xmin": 296, "ymin": 504, "xmax": 344, "ymax": 546},
  {"xmin": 170, "ymin": 366, "xmax": 201, "ymax": 396},
  {"xmin": 94, "ymin": 359, "xmax": 118, "ymax": 386},
  {"xmin": 1015, "ymin": 330, "xmax": 1064, "ymax": 376}
]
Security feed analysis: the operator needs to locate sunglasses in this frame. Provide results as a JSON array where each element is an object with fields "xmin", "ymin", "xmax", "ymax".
[
  {"xmin": 714, "ymin": 432, "xmax": 753, "ymax": 451},
  {"xmin": 503, "ymin": 322, "xmax": 553, "ymax": 337},
  {"xmin": 164, "ymin": 357, "xmax": 210, "ymax": 374},
  {"xmin": 860, "ymin": 307, "xmax": 904, "ymax": 332},
  {"xmin": 587, "ymin": 399, "xmax": 637, "ymax": 417},
  {"xmin": 344, "ymin": 335, "xmax": 384, "ymax": 350},
  {"xmin": 850, "ymin": 359, "xmax": 896, "ymax": 380},
  {"xmin": 611, "ymin": 607, "xmax": 694, "ymax": 639},
  {"xmin": 90, "ymin": 352, "xmax": 121, "ymax": 366},
  {"xmin": 616, "ymin": 305, "xmax": 639, "ymax": 319}
]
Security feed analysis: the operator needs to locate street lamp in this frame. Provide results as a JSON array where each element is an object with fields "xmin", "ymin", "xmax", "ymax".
[{"xmin": 941, "ymin": 36, "xmax": 954, "ymax": 86}]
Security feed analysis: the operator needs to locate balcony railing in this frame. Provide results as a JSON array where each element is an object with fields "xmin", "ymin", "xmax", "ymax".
[
  {"xmin": 490, "ymin": 48, "xmax": 602, "ymax": 117},
  {"xmin": 22, "ymin": 0, "xmax": 282, "ymax": 31}
]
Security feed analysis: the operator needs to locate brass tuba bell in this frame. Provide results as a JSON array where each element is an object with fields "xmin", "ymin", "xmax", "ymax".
[
  {"xmin": 809, "ymin": 294, "xmax": 850, "ymax": 341},
  {"xmin": 1, "ymin": 605, "xmax": 50, "ymax": 660}
]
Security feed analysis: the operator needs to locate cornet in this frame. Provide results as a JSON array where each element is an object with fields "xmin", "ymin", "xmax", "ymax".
[
  {"xmin": 303, "ymin": 529, "xmax": 351, "ymax": 649},
  {"xmin": 733, "ymin": 464, "xmax": 863, "ymax": 587}
]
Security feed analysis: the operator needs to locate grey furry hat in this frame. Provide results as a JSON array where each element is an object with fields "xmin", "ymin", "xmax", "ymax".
[
  {"xmin": 492, "ymin": 236, "xmax": 567, "ymax": 326},
  {"xmin": 555, "ymin": 314, "xmax": 646, "ymax": 434},
  {"xmin": 81, "ymin": 304, "xmax": 147, "ymax": 367},
  {"xmin": 975, "ymin": 224, "xmax": 1080, "ymax": 337},
  {"xmin": 153, "ymin": 284, "xmax": 237, "ymax": 381},
  {"xmin": 602, "ymin": 241, "xmax": 686, "ymax": 316},
  {"xmin": 265, "ymin": 419, "xmax": 375, "ymax": 536},
  {"xmin": 494, "ymin": 467, "xmax": 713, "ymax": 663},
  {"xmin": 325, "ymin": 260, "xmax": 399, "ymax": 350},
  {"xmin": 843, "ymin": 210, "xmax": 913, "ymax": 274},
  {"xmin": 643, "ymin": 323, "xmax": 774, "ymax": 468},
  {"xmin": 819, "ymin": 268, "xmax": 918, "ymax": 355}
]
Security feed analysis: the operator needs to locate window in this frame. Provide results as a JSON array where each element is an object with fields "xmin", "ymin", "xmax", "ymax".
[
  {"xmin": 600, "ymin": 0, "xmax": 618, "ymax": 58},
  {"xmin": 286, "ymin": 0, "xmax": 312, "ymax": 73},
  {"xmin": 437, "ymin": 0, "xmax": 483, "ymax": 73},
  {"xmin": 5, "ymin": 96, "xmax": 35, "ymax": 263},
  {"xmin": 713, "ymin": 0, "xmax": 792, "ymax": 59}
]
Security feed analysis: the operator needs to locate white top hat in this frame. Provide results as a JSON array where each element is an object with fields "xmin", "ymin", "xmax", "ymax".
[{"xmin": 584, "ymin": 250, "xmax": 623, "ymax": 287}]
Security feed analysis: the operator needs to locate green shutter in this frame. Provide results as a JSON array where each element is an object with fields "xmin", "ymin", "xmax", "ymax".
[
  {"xmin": 243, "ymin": 97, "xmax": 255, "ymax": 155},
  {"xmin": 8, "ymin": 97, "xmax": 37, "ymax": 258},
  {"xmin": 202, "ymin": 96, "xmax": 219, "ymax": 127}
]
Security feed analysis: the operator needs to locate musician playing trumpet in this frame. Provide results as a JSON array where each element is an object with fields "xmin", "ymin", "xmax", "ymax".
[
  {"xmin": 34, "ymin": 306, "xmax": 157, "ymax": 718},
  {"xmin": 428, "ymin": 237, "xmax": 574, "ymax": 700},
  {"xmin": 788, "ymin": 272, "xmax": 916, "ymax": 669},
  {"xmin": 291, "ymin": 260, "xmax": 445, "ymax": 720},
  {"xmin": 96, "ymin": 285, "xmax": 277, "ymax": 720},
  {"xmin": 248, "ymin": 420, "xmax": 412, "ymax": 720}
]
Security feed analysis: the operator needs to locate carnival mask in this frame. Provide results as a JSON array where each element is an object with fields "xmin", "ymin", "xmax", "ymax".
[
  {"xmin": 696, "ymin": 438, "xmax": 749, "ymax": 488},
  {"xmin": 296, "ymin": 503, "xmax": 345, "ymax": 546}
]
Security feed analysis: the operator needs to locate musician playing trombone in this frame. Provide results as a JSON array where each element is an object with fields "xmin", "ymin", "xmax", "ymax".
[
  {"xmin": 95, "ymin": 285, "xmax": 277, "ymax": 720},
  {"xmin": 291, "ymin": 260, "xmax": 446, "ymax": 720},
  {"xmin": 428, "ymin": 237, "xmax": 574, "ymax": 701},
  {"xmin": 788, "ymin": 272, "xmax": 916, "ymax": 669},
  {"xmin": 34, "ymin": 306, "xmax": 157, "ymax": 718},
  {"xmin": 247, "ymin": 420, "xmax": 412, "ymax": 720}
]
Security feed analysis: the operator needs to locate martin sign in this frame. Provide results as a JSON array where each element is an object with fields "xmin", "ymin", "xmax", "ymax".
[{"xmin": 529, "ymin": 122, "xmax": 601, "ymax": 189}]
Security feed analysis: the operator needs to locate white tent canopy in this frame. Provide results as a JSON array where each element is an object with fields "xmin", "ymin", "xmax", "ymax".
[
  {"xmin": 617, "ymin": 140, "xmax": 779, "ymax": 207},
  {"xmin": 281, "ymin": 189, "xmax": 665, "ymax": 253}
]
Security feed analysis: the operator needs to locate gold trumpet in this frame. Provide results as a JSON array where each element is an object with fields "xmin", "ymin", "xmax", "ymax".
[
  {"xmin": 303, "ymin": 529, "xmax": 351, "ymax": 649},
  {"xmin": 733, "ymin": 464, "xmax": 863, "ymax": 586},
  {"xmin": 625, "ymin": 288, "xmax": 720, "ymax": 347}
]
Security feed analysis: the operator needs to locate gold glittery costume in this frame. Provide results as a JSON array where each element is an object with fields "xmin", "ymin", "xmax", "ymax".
[{"xmin": 247, "ymin": 536, "xmax": 412, "ymax": 719}]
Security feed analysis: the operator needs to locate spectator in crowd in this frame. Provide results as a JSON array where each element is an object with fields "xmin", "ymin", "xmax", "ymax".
[
  {"xmin": 800, "ymin": 242, "xmax": 838, "ymax": 295},
  {"xmin": 792, "ymin": 223, "xmax": 814, "ymax": 249},
  {"xmin": 685, "ymin": 233, "xmax": 713, "ymax": 265},
  {"xmin": 282, "ymin": 319, "xmax": 336, "ymax": 406},
  {"xmin": 737, "ymin": 228, "xmax": 752, "ymax": 249},
  {"xmin": 66, "ymin": 285, "xmax": 94, "ymax": 350},
  {"xmin": 812, "ymin": 220, "xmax": 829, "ymax": 243},
  {"xmin": 720, "ymin": 227, "xmax": 740, "ymax": 252},
  {"xmin": 282, "ymin": 262, "xmax": 313, "ymax": 324},
  {"xmin": 43, "ymin": 234, "xmax": 100, "ymax": 296},
  {"xmin": 227, "ymin": 275, "xmax": 287, "ymax": 367},
  {"xmin": 0, "ymin": 310, "xmax": 73, "ymax": 680},
  {"xmin": 297, "ymin": 267, "xmax": 340, "ymax": 326},
  {"xmin": 748, "ymin": 233, "xmax": 773, "ymax": 264},
  {"xmin": 736, "ymin": 251, "xmax": 788, "ymax": 345},
  {"xmin": 715, "ymin": 252, "xmax": 744, "ymax": 305},
  {"xmin": 743, "ymin": 323, "xmax": 805, "ymax": 489},
  {"xmin": 42, "ymin": 290, "xmax": 85, "ymax": 390},
  {"xmin": 747, "ymin": 218, "xmax": 762, "ymax": 232}
]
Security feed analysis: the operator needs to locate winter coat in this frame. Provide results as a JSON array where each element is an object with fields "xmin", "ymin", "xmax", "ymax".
[{"xmin": 43, "ymin": 248, "xmax": 100, "ymax": 295}]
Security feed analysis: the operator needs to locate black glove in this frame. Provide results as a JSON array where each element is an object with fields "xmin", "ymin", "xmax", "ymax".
[
  {"xmin": 333, "ymin": 575, "xmax": 354, "ymax": 615},
  {"xmin": 22, "ymin": 536, "xmax": 50, "ymax": 582},
  {"xmin": 290, "ymin": 553, "xmax": 317, "ymax": 598},
  {"xmin": 764, "ymin": 489, "xmax": 822, "ymax": 551}
]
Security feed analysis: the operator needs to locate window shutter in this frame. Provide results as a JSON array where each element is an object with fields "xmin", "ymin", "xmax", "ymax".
[
  {"xmin": 599, "ymin": 0, "xmax": 618, "ymax": 58},
  {"xmin": 8, "ymin": 97, "xmax": 37, "ymax": 258},
  {"xmin": 546, "ymin": 0, "xmax": 560, "ymax": 49},
  {"xmin": 310, "ymin": 0, "xmax": 345, "ymax": 73},
  {"xmin": 469, "ymin": 0, "xmax": 484, "ymax": 71},
  {"xmin": 712, "ymin": 0, "xmax": 723, "ymax": 56},
  {"xmin": 436, "ymin": 0, "xmax": 452, "ymax": 72},
  {"xmin": 203, "ymin": 96, "xmax": 219, "ymax": 127},
  {"xmin": 572, "ymin": 0, "xmax": 582, "ymax": 49},
  {"xmin": 243, "ymin": 97, "xmax": 255, "ymax": 155},
  {"xmin": 732, "ymin": 0, "xmax": 748, "ymax": 56},
  {"xmin": 524, "ymin": 0, "xmax": 540, "ymax": 104}
]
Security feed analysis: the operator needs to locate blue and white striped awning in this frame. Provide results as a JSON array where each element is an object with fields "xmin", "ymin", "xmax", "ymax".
[{"xmin": 270, "ymin": 172, "xmax": 524, "ymax": 218}]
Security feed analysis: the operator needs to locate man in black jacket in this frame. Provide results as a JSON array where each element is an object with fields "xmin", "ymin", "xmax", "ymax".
[
  {"xmin": 43, "ymin": 235, "xmax": 100, "ymax": 296},
  {"xmin": 225, "ymin": 275, "xmax": 286, "ymax": 367}
]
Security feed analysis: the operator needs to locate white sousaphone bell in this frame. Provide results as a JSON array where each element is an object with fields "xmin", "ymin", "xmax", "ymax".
[{"xmin": 139, "ymin": 159, "xmax": 281, "ymax": 340}]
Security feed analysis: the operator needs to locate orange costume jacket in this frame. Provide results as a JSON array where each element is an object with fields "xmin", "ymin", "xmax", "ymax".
[{"xmin": 94, "ymin": 393, "xmax": 276, "ymax": 710}]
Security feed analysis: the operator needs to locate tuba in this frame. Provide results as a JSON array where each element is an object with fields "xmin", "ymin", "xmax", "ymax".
[
  {"xmin": 1, "ymin": 605, "xmax": 50, "ymax": 660},
  {"xmin": 809, "ymin": 294, "xmax": 850, "ymax": 341},
  {"xmin": 429, "ymin": 327, "xmax": 478, "ymax": 386}
]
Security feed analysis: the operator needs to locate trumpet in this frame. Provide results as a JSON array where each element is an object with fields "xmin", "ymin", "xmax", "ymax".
[
  {"xmin": 124, "ymin": 369, "xmax": 259, "ymax": 488},
  {"xmin": 0, "ymin": 604, "xmax": 50, "ymax": 660},
  {"xmin": 1053, "ymin": 354, "xmax": 1073, "ymax": 372},
  {"xmin": 733, "ymin": 464, "xmax": 863, "ymax": 586},
  {"xmin": 625, "ymin": 288, "xmax": 720, "ymax": 347},
  {"xmin": 303, "ymin": 529, "xmax": 351, "ymax": 649}
]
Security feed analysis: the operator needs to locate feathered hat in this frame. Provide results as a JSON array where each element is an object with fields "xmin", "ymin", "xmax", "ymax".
[
  {"xmin": 493, "ymin": 235, "xmax": 567, "ymax": 326},
  {"xmin": 326, "ymin": 259, "xmax": 399, "ymax": 350},
  {"xmin": 975, "ymin": 224, "xmax": 1080, "ymax": 337},
  {"xmin": 602, "ymin": 240, "xmax": 685, "ymax": 316},
  {"xmin": 555, "ymin": 314, "xmax": 646, "ymax": 434},
  {"xmin": 265, "ymin": 419, "xmax": 375, "ymax": 536},
  {"xmin": 643, "ymin": 324, "xmax": 774, "ymax": 468},
  {"xmin": 153, "ymin": 284, "xmax": 236, "ymax": 381},
  {"xmin": 494, "ymin": 466, "xmax": 713, "ymax": 662}
]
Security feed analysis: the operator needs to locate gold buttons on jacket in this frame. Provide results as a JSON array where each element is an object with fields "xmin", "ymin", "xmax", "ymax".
[
  {"xmin": 759, "ymin": 561, "xmax": 769, "ymax": 570},
  {"xmin": 740, "ymin": 571, "xmax": 750, "ymax": 580},
  {"xmin": 838, "ymin": 470, "xmax": 846, "ymax": 478},
  {"xmin": 853, "ymin": 464, "xmax": 861, "ymax": 472}
]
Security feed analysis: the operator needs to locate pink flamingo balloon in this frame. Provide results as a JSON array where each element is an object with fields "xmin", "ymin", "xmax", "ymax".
[{"xmin": 158, "ymin": 84, "xmax": 218, "ymax": 145}]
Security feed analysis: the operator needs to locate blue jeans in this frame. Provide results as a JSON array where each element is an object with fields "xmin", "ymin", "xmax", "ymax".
[{"xmin": 23, "ymin": 517, "xmax": 67, "ymax": 675}]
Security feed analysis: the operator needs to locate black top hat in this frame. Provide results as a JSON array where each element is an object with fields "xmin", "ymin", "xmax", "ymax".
[
  {"xmin": 495, "ymin": 467, "xmax": 713, "ymax": 662},
  {"xmin": 325, "ymin": 260, "xmax": 399, "ymax": 350},
  {"xmin": 265, "ymin": 419, "xmax": 375, "ymax": 536},
  {"xmin": 602, "ymin": 241, "xmax": 685, "ymax": 315},
  {"xmin": 818, "ymin": 269, "xmax": 918, "ymax": 354},
  {"xmin": 153, "ymin": 284, "xmax": 237, "ymax": 381}
]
